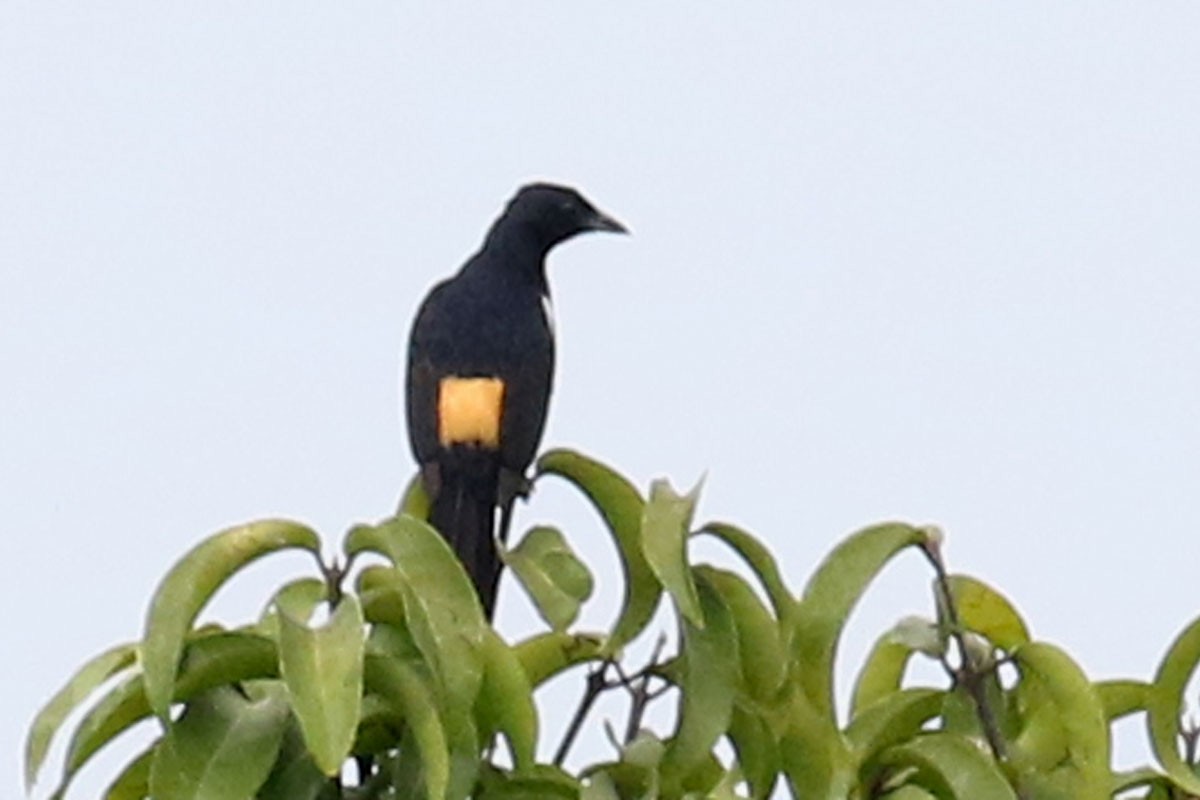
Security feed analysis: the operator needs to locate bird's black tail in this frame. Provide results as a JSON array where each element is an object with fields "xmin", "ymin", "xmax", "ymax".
[{"xmin": 428, "ymin": 460, "xmax": 502, "ymax": 618}]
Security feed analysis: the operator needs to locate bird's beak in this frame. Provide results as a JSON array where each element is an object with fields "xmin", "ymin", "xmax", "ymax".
[{"xmin": 588, "ymin": 209, "xmax": 629, "ymax": 235}]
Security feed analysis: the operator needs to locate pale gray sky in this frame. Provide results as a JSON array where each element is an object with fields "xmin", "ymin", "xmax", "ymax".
[{"xmin": 5, "ymin": 4, "xmax": 1200, "ymax": 797}]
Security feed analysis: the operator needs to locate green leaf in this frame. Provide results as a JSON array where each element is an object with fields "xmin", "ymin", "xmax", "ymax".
[
  {"xmin": 697, "ymin": 522, "xmax": 797, "ymax": 626},
  {"xmin": 940, "ymin": 677, "xmax": 1009, "ymax": 745},
  {"xmin": 1010, "ymin": 642, "xmax": 1109, "ymax": 798},
  {"xmin": 641, "ymin": 478, "xmax": 704, "ymax": 628},
  {"xmin": 1110, "ymin": 766, "xmax": 1173, "ymax": 795},
  {"xmin": 501, "ymin": 525, "xmax": 594, "ymax": 632},
  {"xmin": 254, "ymin": 578, "xmax": 328, "ymax": 640},
  {"xmin": 476, "ymin": 628, "xmax": 538, "ymax": 769},
  {"xmin": 103, "ymin": 745, "xmax": 154, "ymax": 800},
  {"xmin": 513, "ymin": 632, "xmax": 605, "ymax": 688},
  {"xmin": 579, "ymin": 771, "xmax": 621, "ymax": 800},
  {"xmin": 58, "ymin": 632, "xmax": 278, "ymax": 798},
  {"xmin": 25, "ymin": 641, "xmax": 137, "ymax": 790},
  {"xmin": 850, "ymin": 625, "xmax": 922, "ymax": 718},
  {"xmin": 659, "ymin": 567, "xmax": 738, "ymax": 793},
  {"xmin": 256, "ymin": 715, "xmax": 329, "ymax": 800},
  {"xmin": 536, "ymin": 449, "xmax": 660, "ymax": 654},
  {"xmin": 701, "ymin": 567, "xmax": 786, "ymax": 704},
  {"xmin": 845, "ymin": 688, "xmax": 944, "ymax": 757},
  {"xmin": 364, "ymin": 654, "xmax": 449, "ymax": 800},
  {"xmin": 779, "ymin": 692, "xmax": 855, "ymax": 800},
  {"xmin": 142, "ymin": 519, "xmax": 320, "ymax": 719},
  {"xmin": 475, "ymin": 763, "xmax": 581, "ymax": 799},
  {"xmin": 876, "ymin": 733, "xmax": 1017, "ymax": 799},
  {"xmin": 277, "ymin": 594, "xmax": 365, "ymax": 776},
  {"xmin": 878, "ymin": 786, "xmax": 940, "ymax": 800},
  {"xmin": 358, "ymin": 564, "xmax": 410, "ymax": 627},
  {"xmin": 942, "ymin": 575, "xmax": 1030, "ymax": 650},
  {"xmin": 1095, "ymin": 679, "xmax": 1149, "ymax": 721},
  {"xmin": 149, "ymin": 683, "xmax": 289, "ymax": 800},
  {"xmin": 347, "ymin": 521, "xmax": 486, "ymax": 797},
  {"xmin": 793, "ymin": 522, "xmax": 928, "ymax": 720},
  {"xmin": 397, "ymin": 471, "xmax": 432, "ymax": 520},
  {"xmin": 1146, "ymin": 614, "xmax": 1200, "ymax": 795},
  {"xmin": 727, "ymin": 705, "xmax": 780, "ymax": 800},
  {"xmin": 344, "ymin": 517, "xmax": 486, "ymax": 707}
]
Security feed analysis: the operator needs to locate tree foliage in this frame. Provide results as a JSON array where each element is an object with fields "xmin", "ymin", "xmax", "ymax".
[{"xmin": 25, "ymin": 449, "xmax": 1200, "ymax": 799}]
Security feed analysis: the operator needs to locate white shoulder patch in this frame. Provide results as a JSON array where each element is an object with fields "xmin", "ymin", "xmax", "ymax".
[{"xmin": 541, "ymin": 294, "xmax": 555, "ymax": 334}]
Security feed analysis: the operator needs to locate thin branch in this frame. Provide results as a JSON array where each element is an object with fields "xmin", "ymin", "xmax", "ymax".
[
  {"xmin": 922, "ymin": 539, "xmax": 1010, "ymax": 763},
  {"xmin": 553, "ymin": 662, "xmax": 611, "ymax": 766},
  {"xmin": 623, "ymin": 635, "xmax": 669, "ymax": 744}
]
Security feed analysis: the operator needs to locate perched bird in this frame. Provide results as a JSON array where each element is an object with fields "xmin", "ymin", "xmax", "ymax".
[{"xmin": 405, "ymin": 183, "xmax": 627, "ymax": 617}]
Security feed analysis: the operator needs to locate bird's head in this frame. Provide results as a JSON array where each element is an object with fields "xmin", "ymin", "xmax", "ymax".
[{"xmin": 495, "ymin": 183, "xmax": 628, "ymax": 251}]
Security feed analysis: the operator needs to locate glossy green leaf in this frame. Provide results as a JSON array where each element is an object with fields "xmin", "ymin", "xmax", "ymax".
[
  {"xmin": 364, "ymin": 654, "xmax": 449, "ymax": 800},
  {"xmin": 1146, "ymin": 614, "xmax": 1200, "ymax": 795},
  {"xmin": 513, "ymin": 632, "xmax": 605, "ymax": 688},
  {"xmin": 25, "ymin": 641, "xmax": 137, "ymax": 790},
  {"xmin": 58, "ymin": 633, "xmax": 277, "ymax": 798},
  {"xmin": 698, "ymin": 521, "xmax": 796, "ymax": 623},
  {"xmin": 344, "ymin": 517, "xmax": 486, "ymax": 707},
  {"xmin": 702, "ymin": 567, "xmax": 786, "ymax": 704},
  {"xmin": 1010, "ymin": 642, "xmax": 1109, "ymax": 797},
  {"xmin": 502, "ymin": 525, "xmax": 594, "ymax": 632},
  {"xmin": 142, "ymin": 519, "xmax": 320, "ymax": 719},
  {"xmin": 103, "ymin": 746, "xmax": 154, "ymax": 800},
  {"xmin": 876, "ymin": 733, "xmax": 1016, "ymax": 799},
  {"xmin": 943, "ymin": 574, "xmax": 1030, "ymax": 650},
  {"xmin": 1095, "ymin": 679, "xmax": 1149, "ymax": 721},
  {"xmin": 476, "ymin": 628, "xmax": 538, "ymax": 769},
  {"xmin": 149, "ymin": 683, "xmax": 289, "ymax": 800},
  {"xmin": 277, "ymin": 594, "xmax": 365, "ymax": 776},
  {"xmin": 641, "ymin": 478, "xmax": 704, "ymax": 628},
  {"xmin": 659, "ymin": 568, "xmax": 738, "ymax": 792},
  {"xmin": 535, "ymin": 449, "xmax": 660, "ymax": 653},
  {"xmin": 793, "ymin": 522, "xmax": 928, "ymax": 720}
]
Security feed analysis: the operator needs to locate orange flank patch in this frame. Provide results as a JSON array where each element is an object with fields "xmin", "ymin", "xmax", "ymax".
[{"xmin": 437, "ymin": 376, "xmax": 505, "ymax": 448}]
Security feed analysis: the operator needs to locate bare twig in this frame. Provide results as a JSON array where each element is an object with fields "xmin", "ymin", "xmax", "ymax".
[
  {"xmin": 553, "ymin": 662, "xmax": 611, "ymax": 765},
  {"xmin": 622, "ymin": 634, "xmax": 669, "ymax": 744}
]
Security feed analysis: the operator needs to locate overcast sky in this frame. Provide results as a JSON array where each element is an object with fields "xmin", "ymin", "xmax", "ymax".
[{"xmin": 5, "ymin": 4, "xmax": 1200, "ymax": 797}]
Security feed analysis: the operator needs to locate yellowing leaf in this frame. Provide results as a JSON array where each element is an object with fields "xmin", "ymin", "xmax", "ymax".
[{"xmin": 943, "ymin": 575, "xmax": 1030, "ymax": 650}]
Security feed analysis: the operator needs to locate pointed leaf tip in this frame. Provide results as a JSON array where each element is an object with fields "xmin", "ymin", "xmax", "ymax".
[{"xmin": 642, "ymin": 478, "xmax": 704, "ymax": 628}]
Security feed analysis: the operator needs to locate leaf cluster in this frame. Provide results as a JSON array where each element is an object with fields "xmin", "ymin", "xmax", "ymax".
[{"xmin": 25, "ymin": 449, "xmax": 1200, "ymax": 799}]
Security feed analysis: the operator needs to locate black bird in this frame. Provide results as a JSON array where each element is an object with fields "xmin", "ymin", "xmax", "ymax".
[{"xmin": 405, "ymin": 183, "xmax": 627, "ymax": 617}]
